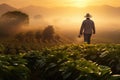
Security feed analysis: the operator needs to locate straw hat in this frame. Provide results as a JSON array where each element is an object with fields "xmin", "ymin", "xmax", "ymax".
[{"xmin": 84, "ymin": 13, "xmax": 92, "ymax": 18}]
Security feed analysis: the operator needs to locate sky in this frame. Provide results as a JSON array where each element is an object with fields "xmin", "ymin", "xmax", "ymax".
[{"xmin": 0, "ymin": 0, "xmax": 120, "ymax": 8}]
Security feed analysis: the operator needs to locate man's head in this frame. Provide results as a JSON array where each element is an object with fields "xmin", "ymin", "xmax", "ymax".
[{"xmin": 84, "ymin": 13, "xmax": 92, "ymax": 19}]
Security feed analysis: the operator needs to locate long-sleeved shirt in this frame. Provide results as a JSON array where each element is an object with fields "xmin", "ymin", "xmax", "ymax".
[{"xmin": 80, "ymin": 19, "xmax": 95, "ymax": 34}]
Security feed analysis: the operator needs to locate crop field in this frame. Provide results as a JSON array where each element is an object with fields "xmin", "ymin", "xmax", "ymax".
[{"xmin": 0, "ymin": 44, "xmax": 120, "ymax": 80}]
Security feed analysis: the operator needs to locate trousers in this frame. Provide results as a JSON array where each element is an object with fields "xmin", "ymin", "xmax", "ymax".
[{"xmin": 84, "ymin": 34, "xmax": 92, "ymax": 44}]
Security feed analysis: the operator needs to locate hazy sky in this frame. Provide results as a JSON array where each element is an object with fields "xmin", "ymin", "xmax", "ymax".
[{"xmin": 0, "ymin": 0, "xmax": 120, "ymax": 8}]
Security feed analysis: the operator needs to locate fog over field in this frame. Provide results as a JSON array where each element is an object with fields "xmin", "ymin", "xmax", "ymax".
[{"xmin": 0, "ymin": 3, "xmax": 120, "ymax": 43}]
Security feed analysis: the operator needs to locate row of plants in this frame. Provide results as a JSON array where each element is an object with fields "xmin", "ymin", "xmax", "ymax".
[
  {"xmin": 0, "ymin": 44, "xmax": 120, "ymax": 80},
  {"xmin": 0, "ymin": 52, "xmax": 112, "ymax": 80},
  {"xmin": 43, "ymin": 44, "xmax": 120, "ymax": 74},
  {"xmin": 0, "ymin": 41, "xmax": 60, "ymax": 54},
  {"xmin": 0, "ymin": 55, "xmax": 30, "ymax": 80}
]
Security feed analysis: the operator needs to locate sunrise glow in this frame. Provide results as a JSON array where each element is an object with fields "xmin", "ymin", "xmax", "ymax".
[
  {"xmin": 66, "ymin": 0, "xmax": 88, "ymax": 7},
  {"xmin": 0, "ymin": 0, "xmax": 120, "ymax": 8}
]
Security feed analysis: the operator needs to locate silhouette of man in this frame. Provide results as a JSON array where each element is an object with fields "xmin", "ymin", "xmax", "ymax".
[{"xmin": 79, "ymin": 13, "xmax": 95, "ymax": 44}]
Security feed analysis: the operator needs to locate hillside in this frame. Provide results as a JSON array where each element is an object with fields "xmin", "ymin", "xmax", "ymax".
[
  {"xmin": 19, "ymin": 5, "xmax": 120, "ymax": 18},
  {"xmin": 0, "ymin": 3, "xmax": 17, "ymax": 15},
  {"xmin": 0, "ymin": 3, "xmax": 120, "ymax": 18}
]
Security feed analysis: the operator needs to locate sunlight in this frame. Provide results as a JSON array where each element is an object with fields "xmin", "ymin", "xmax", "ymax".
[{"xmin": 69, "ymin": 0, "xmax": 88, "ymax": 7}]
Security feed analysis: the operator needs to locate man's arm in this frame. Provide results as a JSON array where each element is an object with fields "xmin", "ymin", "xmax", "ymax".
[
  {"xmin": 93, "ymin": 22, "xmax": 95, "ymax": 34},
  {"xmin": 80, "ymin": 21, "xmax": 84, "ymax": 35}
]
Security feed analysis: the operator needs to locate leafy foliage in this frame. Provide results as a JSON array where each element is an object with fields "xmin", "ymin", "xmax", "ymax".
[
  {"xmin": 0, "ymin": 44, "xmax": 120, "ymax": 80},
  {"xmin": 22, "ymin": 45, "xmax": 114, "ymax": 80},
  {"xmin": 0, "ymin": 55, "xmax": 30, "ymax": 80}
]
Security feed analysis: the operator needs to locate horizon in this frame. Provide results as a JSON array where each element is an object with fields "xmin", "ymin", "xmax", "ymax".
[
  {"xmin": 0, "ymin": 0, "xmax": 120, "ymax": 8},
  {"xmin": 1, "ymin": 3, "xmax": 120, "ymax": 9}
]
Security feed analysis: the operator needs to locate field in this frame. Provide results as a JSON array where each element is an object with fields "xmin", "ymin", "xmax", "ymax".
[
  {"xmin": 0, "ymin": 4, "xmax": 120, "ymax": 80},
  {"xmin": 0, "ymin": 43, "xmax": 120, "ymax": 80}
]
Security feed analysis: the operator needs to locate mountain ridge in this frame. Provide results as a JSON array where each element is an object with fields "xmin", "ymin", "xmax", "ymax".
[
  {"xmin": 0, "ymin": 3, "xmax": 120, "ymax": 19},
  {"xmin": 0, "ymin": 3, "xmax": 17, "ymax": 15}
]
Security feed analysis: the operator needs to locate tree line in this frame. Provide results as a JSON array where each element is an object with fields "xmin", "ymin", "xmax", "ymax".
[
  {"xmin": 15, "ymin": 25, "xmax": 61, "ymax": 43},
  {"xmin": 0, "ymin": 11, "xmax": 62, "ymax": 43}
]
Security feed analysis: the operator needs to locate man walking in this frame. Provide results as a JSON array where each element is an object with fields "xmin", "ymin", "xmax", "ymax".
[{"xmin": 79, "ymin": 13, "xmax": 96, "ymax": 44}]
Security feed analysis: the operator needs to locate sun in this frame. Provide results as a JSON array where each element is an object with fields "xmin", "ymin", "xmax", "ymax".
[{"xmin": 69, "ymin": 0, "xmax": 88, "ymax": 7}]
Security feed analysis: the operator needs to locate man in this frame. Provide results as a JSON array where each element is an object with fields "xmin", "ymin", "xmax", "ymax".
[{"xmin": 79, "ymin": 13, "xmax": 96, "ymax": 44}]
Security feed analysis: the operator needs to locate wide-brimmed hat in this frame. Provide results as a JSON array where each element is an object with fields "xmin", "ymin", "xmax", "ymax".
[{"xmin": 84, "ymin": 13, "xmax": 92, "ymax": 18}]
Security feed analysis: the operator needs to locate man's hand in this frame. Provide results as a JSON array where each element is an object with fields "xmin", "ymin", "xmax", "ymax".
[
  {"xmin": 93, "ymin": 31, "xmax": 95, "ymax": 34},
  {"xmin": 78, "ymin": 34, "xmax": 81, "ymax": 38}
]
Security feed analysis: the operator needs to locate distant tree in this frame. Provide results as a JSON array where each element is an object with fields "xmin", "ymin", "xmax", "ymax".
[
  {"xmin": 0, "ymin": 11, "xmax": 29, "ymax": 37},
  {"xmin": 35, "ymin": 30, "xmax": 42, "ymax": 43},
  {"xmin": 0, "ymin": 11, "xmax": 29, "ymax": 25},
  {"xmin": 15, "ymin": 32, "xmax": 26, "ymax": 42},
  {"xmin": 34, "ymin": 15, "xmax": 42, "ymax": 19},
  {"xmin": 25, "ymin": 31, "xmax": 34, "ymax": 42},
  {"xmin": 54, "ymin": 34, "xmax": 61, "ymax": 42},
  {"xmin": 42, "ymin": 25, "xmax": 55, "ymax": 42}
]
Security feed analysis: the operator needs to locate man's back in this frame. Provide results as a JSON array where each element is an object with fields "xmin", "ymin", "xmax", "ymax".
[{"xmin": 80, "ymin": 18, "xmax": 95, "ymax": 34}]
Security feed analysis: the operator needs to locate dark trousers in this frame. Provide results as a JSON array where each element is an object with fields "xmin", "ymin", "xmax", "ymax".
[{"xmin": 84, "ymin": 34, "xmax": 92, "ymax": 44}]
